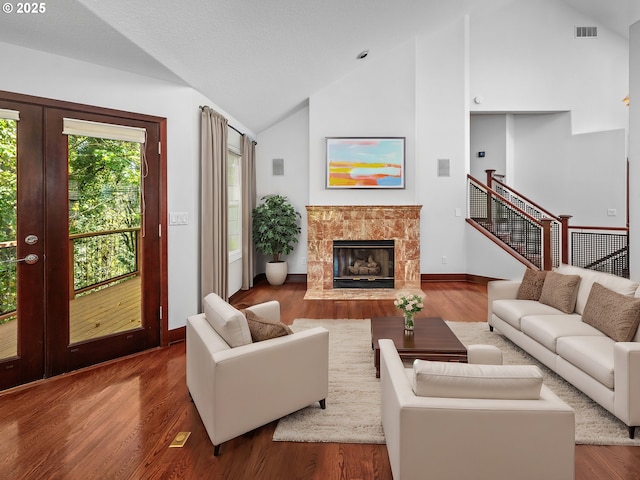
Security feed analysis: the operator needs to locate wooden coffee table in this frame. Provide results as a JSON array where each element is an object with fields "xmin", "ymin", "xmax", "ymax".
[{"xmin": 371, "ymin": 316, "xmax": 467, "ymax": 378}]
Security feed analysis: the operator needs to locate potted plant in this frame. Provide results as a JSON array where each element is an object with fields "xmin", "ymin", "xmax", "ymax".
[{"xmin": 252, "ymin": 194, "xmax": 301, "ymax": 285}]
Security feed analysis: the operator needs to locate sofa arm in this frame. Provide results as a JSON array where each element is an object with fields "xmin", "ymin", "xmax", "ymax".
[
  {"xmin": 487, "ymin": 280, "xmax": 521, "ymax": 322},
  {"xmin": 209, "ymin": 327, "xmax": 329, "ymax": 445},
  {"xmin": 614, "ymin": 342, "xmax": 640, "ymax": 428},
  {"xmin": 245, "ymin": 300, "xmax": 281, "ymax": 322}
]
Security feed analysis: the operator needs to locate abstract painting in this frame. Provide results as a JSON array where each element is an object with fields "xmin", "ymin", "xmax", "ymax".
[{"xmin": 326, "ymin": 137, "xmax": 405, "ymax": 189}]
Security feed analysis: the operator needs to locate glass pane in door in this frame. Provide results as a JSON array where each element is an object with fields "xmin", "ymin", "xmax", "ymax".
[
  {"xmin": 67, "ymin": 135, "xmax": 142, "ymax": 343},
  {"xmin": 0, "ymin": 118, "xmax": 17, "ymax": 358}
]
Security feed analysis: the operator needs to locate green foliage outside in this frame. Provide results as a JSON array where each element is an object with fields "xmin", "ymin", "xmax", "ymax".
[
  {"xmin": 0, "ymin": 119, "xmax": 17, "ymax": 320},
  {"xmin": 0, "ymin": 123, "xmax": 142, "ymax": 318},
  {"xmin": 68, "ymin": 135, "xmax": 141, "ymax": 291}
]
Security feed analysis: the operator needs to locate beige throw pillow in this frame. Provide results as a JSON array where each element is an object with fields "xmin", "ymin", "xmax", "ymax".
[
  {"xmin": 243, "ymin": 309, "xmax": 293, "ymax": 342},
  {"xmin": 583, "ymin": 282, "xmax": 640, "ymax": 342},
  {"xmin": 539, "ymin": 271, "xmax": 581, "ymax": 313},
  {"xmin": 517, "ymin": 268, "xmax": 547, "ymax": 301}
]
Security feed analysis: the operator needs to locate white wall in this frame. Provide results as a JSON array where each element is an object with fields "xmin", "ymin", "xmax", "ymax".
[
  {"xmin": 470, "ymin": 0, "xmax": 629, "ymax": 135},
  {"xmin": 257, "ymin": 0, "xmax": 630, "ymax": 282},
  {"xmin": 630, "ymin": 20, "xmax": 640, "ymax": 280},
  {"xmin": 308, "ymin": 39, "xmax": 417, "ymax": 206},
  {"xmin": 470, "ymin": 115, "xmax": 508, "ymax": 181},
  {"xmin": 513, "ymin": 113, "xmax": 626, "ymax": 226},
  {"xmin": 416, "ymin": 18, "xmax": 470, "ymax": 274},
  {"xmin": 0, "ymin": 41, "xmax": 254, "ymax": 330},
  {"xmin": 255, "ymin": 106, "xmax": 310, "ymax": 274}
]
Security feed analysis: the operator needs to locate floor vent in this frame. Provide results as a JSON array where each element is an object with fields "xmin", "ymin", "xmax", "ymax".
[{"xmin": 575, "ymin": 26, "xmax": 598, "ymax": 38}]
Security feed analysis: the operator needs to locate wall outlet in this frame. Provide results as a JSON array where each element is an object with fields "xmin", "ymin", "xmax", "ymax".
[
  {"xmin": 442, "ymin": 256, "xmax": 448, "ymax": 264},
  {"xmin": 301, "ymin": 257, "xmax": 307, "ymax": 265},
  {"xmin": 607, "ymin": 209, "xmax": 617, "ymax": 217}
]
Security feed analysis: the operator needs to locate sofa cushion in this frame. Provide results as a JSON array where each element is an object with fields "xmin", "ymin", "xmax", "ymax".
[
  {"xmin": 520, "ymin": 314, "xmax": 603, "ymax": 352},
  {"xmin": 412, "ymin": 360, "xmax": 543, "ymax": 400},
  {"xmin": 539, "ymin": 271, "xmax": 580, "ymax": 314},
  {"xmin": 555, "ymin": 264, "xmax": 639, "ymax": 315},
  {"xmin": 517, "ymin": 268, "xmax": 547, "ymax": 301},
  {"xmin": 203, "ymin": 293, "xmax": 252, "ymax": 348},
  {"xmin": 242, "ymin": 309, "xmax": 293, "ymax": 342},
  {"xmin": 556, "ymin": 335, "xmax": 615, "ymax": 389},
  {"xmin": 492, "ymin": 299, "xmax": 564, "ymax": 330},
  {"xmin": 581, "ymin": 282, "xmax": 640, "ymax": 342}
]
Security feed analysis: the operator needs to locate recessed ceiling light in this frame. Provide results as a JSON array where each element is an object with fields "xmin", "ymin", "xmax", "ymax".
[{"xmin": 357, "ymin": 50, "xmax": 369, "ymax": 59}]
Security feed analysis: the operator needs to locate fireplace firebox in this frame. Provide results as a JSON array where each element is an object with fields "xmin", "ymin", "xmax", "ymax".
[{"xmin": 333, "ymin": 240, "xmax": 394, "ymax": 289}]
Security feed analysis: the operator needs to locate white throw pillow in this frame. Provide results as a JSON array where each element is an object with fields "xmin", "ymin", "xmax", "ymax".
[
  {"xmin": 203, "ymin": 293, "xmax": 252, "ymax": 348},
  {"xmin": 412, "ymin": 360, "xmax": 543, "ymax": 400}
]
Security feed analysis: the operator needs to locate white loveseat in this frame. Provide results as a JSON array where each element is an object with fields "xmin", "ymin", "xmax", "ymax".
[
  {"xmin": 186, "ymin": 293, "xmax": 329, "ymax": 455},
  {"xmin": 488, "ymin": 264, "xmax": 640, "ymax": 438},
  {"xmin": 379, "ymin": 339, "xmax": 575, "ymax": 480}
]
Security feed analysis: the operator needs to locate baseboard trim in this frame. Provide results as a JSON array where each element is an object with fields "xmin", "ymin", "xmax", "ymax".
[
  {"xmin": 168, "ymin": 326, "xmax": 185, "ymax": 344},
  {"xmin": 421, "ymin": 273, "xmax": 499, "ymax": 285}
]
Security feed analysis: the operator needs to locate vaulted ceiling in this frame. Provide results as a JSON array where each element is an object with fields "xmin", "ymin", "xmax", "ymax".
[{"xmin": 0, "ymin": 0, "xmax": 637, "ymax": 133}]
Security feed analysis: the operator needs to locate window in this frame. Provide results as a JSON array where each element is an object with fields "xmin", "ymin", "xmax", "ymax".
[{"xmin": 228, "ymin": 147, "xmax": 241, "ymax": 262}]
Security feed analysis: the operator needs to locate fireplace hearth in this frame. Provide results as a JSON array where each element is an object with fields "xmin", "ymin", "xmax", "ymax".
[{"xmin": 333, "ymin": 240, "xmax": 394, "ymax": 288}]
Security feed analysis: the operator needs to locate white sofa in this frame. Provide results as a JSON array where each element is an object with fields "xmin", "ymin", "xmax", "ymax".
[
  {"xmin": 488, "ymin": 264, "xmax": 640, "ymax": 439},
  {"xmin": 379, "ymin": 339, "xmax": 575, "ymax": 480},
  {"xmin": 186, "ymin": 294, "xmax": 329, "ymax": 455}
]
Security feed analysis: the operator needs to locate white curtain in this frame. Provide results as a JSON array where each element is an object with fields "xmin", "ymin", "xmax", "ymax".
[
  {"xmin": 241, "ymin": 135, "xmax": 256, "ymax": 290},
  {"xmin": 200, "ymin": 107, "xmax": 229, "ymax": 301}
]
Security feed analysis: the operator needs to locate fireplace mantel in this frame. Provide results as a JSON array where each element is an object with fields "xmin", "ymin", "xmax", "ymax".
[{"xmin": 305, "ymin": 205, "xmax": 422, "ymax": 298}]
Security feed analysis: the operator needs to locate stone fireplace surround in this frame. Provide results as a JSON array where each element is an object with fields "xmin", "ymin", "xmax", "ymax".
[{"xmin": 305, "ymin": 205, "xmax": 422, "ymax": 299}]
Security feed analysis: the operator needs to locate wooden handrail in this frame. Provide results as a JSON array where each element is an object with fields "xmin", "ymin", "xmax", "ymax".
[
  {"xmin": 568, "ymin": 225, "xmax": 629, "ymax": 232},
  {"xmin": 489, "ymin": 175, "xmax": 561, "ymax": 222},
  {"xmin": 468, "ymin": 174, "xmax": 544, "ymax": 226}
]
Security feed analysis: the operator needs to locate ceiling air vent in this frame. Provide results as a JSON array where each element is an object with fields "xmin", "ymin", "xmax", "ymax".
[{"xmin": 575, "ymin": 26, "xmax": 598, "ymax": 38}]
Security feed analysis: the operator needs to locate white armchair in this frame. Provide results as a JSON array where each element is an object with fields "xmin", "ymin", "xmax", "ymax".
[
  {"xmin": 379, "ymin": 339, "xmax": 575, "ymax": 480},
  {"xmin": 186, "ymin": 294, "xmax": 329, "ymax": 455}
]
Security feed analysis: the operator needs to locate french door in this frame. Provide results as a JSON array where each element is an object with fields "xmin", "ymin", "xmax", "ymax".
[{"xmin": 0, "ymin": 94, "xmax": 166, "ymax": 390}]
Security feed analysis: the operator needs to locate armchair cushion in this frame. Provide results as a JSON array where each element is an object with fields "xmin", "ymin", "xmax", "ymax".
[
  {"xmin": 243, "ymin": 309, "xmax": 293, "ymax": 342},
  {"xmin": 203, "ymin": 293, "xmax": 252, "ymax": 348},
  {"xmin": 412, "ymin": 360, "xmax": 543, "ymax": 400}
]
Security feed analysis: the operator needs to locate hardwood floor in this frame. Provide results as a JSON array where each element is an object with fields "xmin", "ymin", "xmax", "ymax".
[{"xmin": 0, "ymin": 280, "xmax": 638, "ymax": 479}]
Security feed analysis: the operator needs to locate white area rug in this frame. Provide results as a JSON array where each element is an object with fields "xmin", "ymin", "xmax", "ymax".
[{"xmin": 272, "ymin": 318, "xmax": 640, "ymax": 446}]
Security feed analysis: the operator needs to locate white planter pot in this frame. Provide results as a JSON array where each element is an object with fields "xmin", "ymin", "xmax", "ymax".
[{"xmin": 265, "ymin": 261, "xmax": 288, "ymax": 285}]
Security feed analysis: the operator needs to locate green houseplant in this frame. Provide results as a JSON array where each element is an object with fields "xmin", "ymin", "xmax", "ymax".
[{"xmin": 252, "ymin": 194, "xmax": 301, "ymax": 285}]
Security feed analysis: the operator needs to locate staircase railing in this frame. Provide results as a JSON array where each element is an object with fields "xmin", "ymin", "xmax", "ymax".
[
  {"xmin": 568, "ymin": 225, "xmax": 629, "ymax": 278},
  {"xmin": 468, "ymin": 169, "xmax": 630, "ymax": 277},
  {"xmin": 467, "ymin": 175, "xmax": 557, "ymax": 270}
]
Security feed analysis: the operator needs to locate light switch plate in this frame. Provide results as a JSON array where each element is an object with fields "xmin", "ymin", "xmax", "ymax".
[{"xmin": 169, "ymin": 212, "xmax": 189, "ymax": 225}]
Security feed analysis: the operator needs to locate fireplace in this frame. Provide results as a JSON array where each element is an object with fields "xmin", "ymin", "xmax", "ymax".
[
  {"xmin": 333, "ymin": 240, "xmax": 394, "ymax": 289},
  {"xmin": 305, "ymin": 205, "xmax": 422, "ymax": 298}
]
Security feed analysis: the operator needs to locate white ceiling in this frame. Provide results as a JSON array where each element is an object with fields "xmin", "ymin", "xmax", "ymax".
[{"xmin": 0, "ymin": 0, "xmax": 637, "ymax": 133}]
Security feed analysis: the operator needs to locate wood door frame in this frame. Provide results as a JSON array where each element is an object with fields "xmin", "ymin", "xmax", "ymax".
[
  {"xmin": 0, "ymin": 100, "xmax": 45, "ymax": 387},
  {"xmin": 0, "ymin": 90, "xmax": 169, "ymax": 375}
]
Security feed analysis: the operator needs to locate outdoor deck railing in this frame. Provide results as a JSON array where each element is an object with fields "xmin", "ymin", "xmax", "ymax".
[{"xmin": 0, "ymin": 227, "xmax": 141, "ymax": 318}]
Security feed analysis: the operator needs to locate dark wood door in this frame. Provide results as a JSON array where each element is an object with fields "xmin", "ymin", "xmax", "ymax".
[
  {"xmin": 0, "ymin": 97, "xmax": 164, "ymax": 389},
  {"xmin": 0, "ymin": 101, "xmax": 46, "ymax": 388}
]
